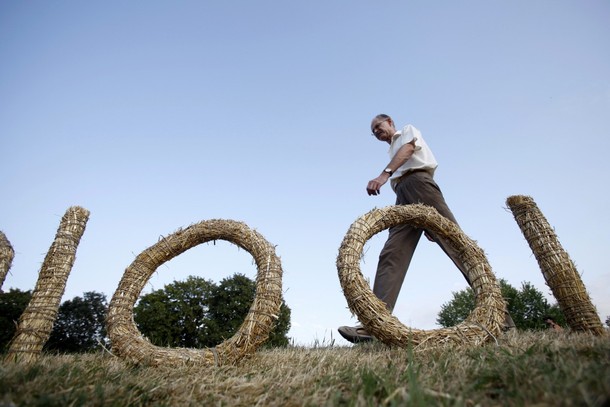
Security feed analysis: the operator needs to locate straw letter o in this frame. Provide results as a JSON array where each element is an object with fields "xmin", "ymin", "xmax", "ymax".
[
  {"xmin": 107, "ymin": 219, "xmax": 283, "ymax": 366},
  {"xmin": 337, "ymin": 204, "xmax": 506, "ymax": 347}
]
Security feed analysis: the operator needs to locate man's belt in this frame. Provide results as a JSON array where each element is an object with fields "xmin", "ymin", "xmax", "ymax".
[{"xmin": 394, "ymin": 168, "xmax": 430, "ymax": 185}]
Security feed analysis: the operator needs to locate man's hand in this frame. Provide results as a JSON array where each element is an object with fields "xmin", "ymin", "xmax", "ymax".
[{"xmin": 367, "ymin": 174, "xmax": 390, "ymax": 196}]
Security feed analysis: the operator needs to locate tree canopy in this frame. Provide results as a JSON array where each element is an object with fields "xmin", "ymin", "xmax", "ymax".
[
  {"xmin": 437, "ymin": 279, "xmax": 565, "ymax": 330},
  {"xmin": 134, "ymin": 273, "xmax": 291, "ymax": 348},
  {"xmin": 45, "ymin": 291, "xmax": 108, "ymax": 353},
  {"xmin": 2, "ymin": 273, "xmax": 290, "ymax": 354},
  {"xmin": 0, "ymin": 288, "xmax": 32, "ymax": 352},
  {"xmin": 1, "ymin": 289, "xmax": 108, "ymax": 354},
  {"xmin": 134, "ymin": 276, "xmax": 216, "ymax": 348}
]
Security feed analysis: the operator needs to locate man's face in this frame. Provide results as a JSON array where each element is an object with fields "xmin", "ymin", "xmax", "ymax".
[{"xmin": 371, "ymin": 117, "xmax": 394, "ymax": 143}]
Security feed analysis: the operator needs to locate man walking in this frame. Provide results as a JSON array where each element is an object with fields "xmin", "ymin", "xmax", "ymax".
[{"xmin": 338, "ymin": 114, "xmax": 513, "ymax": 343}]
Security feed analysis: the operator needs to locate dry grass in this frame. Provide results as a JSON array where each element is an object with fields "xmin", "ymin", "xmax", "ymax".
[{"xmin": 1, "ymin": 330, "xmax": 609, "ymax": 406}]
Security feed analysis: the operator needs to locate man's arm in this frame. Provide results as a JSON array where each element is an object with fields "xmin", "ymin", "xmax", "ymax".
[{"xmin": 366, "ymin": 141, "xmax": 416, "ymax": 196}]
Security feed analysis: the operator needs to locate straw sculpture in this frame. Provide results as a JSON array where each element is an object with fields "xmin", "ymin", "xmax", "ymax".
[
  {"xmin": 337, "ymin": 204, "xmax": 507, "ymax": 349},
  {"xmin": 506, "ymin": 195, "xmax": 604, "ymax": 335},
  {"xmin": 5, "ymin": 206, "xmax": 90, "ymax": 363},
  {"xmin": 0, "ymin": 231, "xmax": 15, "ymax": 290},
  {"xmin": 106, "ymin": 219, "xmax": 283, "ymax": 367}
]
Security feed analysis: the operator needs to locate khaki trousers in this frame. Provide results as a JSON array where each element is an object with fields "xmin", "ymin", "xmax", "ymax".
[{"xmin": 372, "ymin": 170, "xmax": 471, "ymax": 311}]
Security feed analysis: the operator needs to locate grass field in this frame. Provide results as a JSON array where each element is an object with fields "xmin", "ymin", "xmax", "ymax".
[{"xmin": 1, "ymin": 330, "xmax": 609, "ymax": 406}]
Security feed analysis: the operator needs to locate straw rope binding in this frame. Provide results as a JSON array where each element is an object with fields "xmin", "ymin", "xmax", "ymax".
[
  {"xmin": 0, "ymin": 231, "xmax": 15, "ymax": 290},
  {"xmin": 106, "ymin": 219, "xmax": 283, "ymax": 367},
  {"xmin": 337, "ymin": 204, "xmax": 506, "ymax": 349},
  {"xmin": 5, "ymin": 206, "xmax": 90, "ymax": 363},
  {"xmin": 506, "ymin": 195, "xmax": 604, "ymax": 335}
]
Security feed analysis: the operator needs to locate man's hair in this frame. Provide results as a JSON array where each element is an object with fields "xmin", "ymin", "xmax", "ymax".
[{"xmin": 374, "ymin": 113, "xmax": 392, "ymax": 121}]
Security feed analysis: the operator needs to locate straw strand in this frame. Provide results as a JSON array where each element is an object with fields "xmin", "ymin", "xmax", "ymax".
[
  {"xmin": 506, "ymin": 195, "xmax": 604, "ymax": 335},
  {"xmin": 106, "ymin": 219, "xmax": 283, "ymax": 367},
  {"xmin": 5, "ymin": 206, "xmax": 90, "ymax": 363},
  {"xmin": 0, "ymin": 231, "xmax": 15, "ymax": 290},
  {"xmin": 337, "ymin": 204, "xmax": 506, "ymax": 349}
]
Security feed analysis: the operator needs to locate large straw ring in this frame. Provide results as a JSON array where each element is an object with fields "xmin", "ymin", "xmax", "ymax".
[
  {"xmin": 107, "ymin": 219, "xmax": 283, "ymax": 367},
  {"xmin": 337, "ymin": 204, "xmax": 506, "ymax": 348}
]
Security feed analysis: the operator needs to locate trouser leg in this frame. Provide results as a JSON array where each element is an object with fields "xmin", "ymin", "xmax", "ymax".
[
  {"xmin": 395, "ymin": 172, "xmax": 472, "ymax": 286},
  {"xmin": 372, "ymin": 223, "xmax": 422, "ymax": 311},
  {"xmin": 397, "ymin": 172, "xmax": 514, "ymax": 329}
]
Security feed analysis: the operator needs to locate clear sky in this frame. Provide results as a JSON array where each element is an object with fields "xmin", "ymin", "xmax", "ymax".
[{"xmin": 1, "ymin": 1, "xmax": 609, "ymax": 346}]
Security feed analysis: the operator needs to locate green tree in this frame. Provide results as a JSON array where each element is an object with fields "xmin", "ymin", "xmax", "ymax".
[
  {"xmin": 437, "ymin": 279, "xmax": 565, "ymax": 330},
  {"xmin": 266, "ymin": 300, "xmax": 291, "ymax": 347},
  {"xmin": 134, "ymin": 276, "xmax": 215, "ymax": 348},
  {"xmin": 134, "ymin": 274, "xmax": 291, "ymax": 349},
  {"xmin": 509, "ymin": 281, "xmax": 564, "ymax": 329},
  {"xmin": 0, "ymin": 288, "xmax": 32, "ymax": 352},
  {"xmin": 208, "ymin": 273, "xmax": 291, "ymax": 347},
  {"xmin": 45, "ymin": 291, "xmax": 108, "ymax": 353},
  {"xmin": 434, "ymin": 288, "xmax": 475, "ymax": 329}
]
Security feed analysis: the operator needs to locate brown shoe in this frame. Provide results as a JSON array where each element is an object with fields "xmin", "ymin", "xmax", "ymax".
[{"xmin": 338, "ymin": 325, "xmax": 373, "ymax": 343}]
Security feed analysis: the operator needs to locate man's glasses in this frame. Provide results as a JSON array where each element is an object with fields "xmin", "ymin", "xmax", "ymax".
[{"xmin": 371, "ymin": 118, "xmax": 390, "ymax": 137}]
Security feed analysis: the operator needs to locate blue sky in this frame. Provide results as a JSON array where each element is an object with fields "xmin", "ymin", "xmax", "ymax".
[{"xmin": 1, "ymin": 1, "xmax": 609, "ymax": 346}]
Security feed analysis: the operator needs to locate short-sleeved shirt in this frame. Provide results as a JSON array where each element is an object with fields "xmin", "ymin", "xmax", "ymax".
[{"xmin": 388, "ymin": 124, "xmax": 438, "ymax": 191}]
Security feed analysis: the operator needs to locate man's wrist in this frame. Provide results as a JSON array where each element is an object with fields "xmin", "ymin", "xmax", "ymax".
[{"xmin": 383, "ymin": 168, "xmax": 393, "ymax": 176}]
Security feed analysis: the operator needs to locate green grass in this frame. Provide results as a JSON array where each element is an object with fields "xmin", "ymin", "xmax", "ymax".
[{"xmin": 1, "ymin": 330, "xmax": 609, "ymax": 406}]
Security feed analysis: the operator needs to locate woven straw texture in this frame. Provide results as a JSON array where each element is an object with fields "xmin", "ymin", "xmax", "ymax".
[
  {"xmin": 5, "ymin": 206, "xmax": 90, "ymax": 363},
  {"xmin": 506, "ymin": 195, "xmax": 604, "ymax": 335},
  {"xmin": 337, "ymin": 204, "xmax": 506, "ymax": 349},
  {"xmin": 0, "ymin": 230, "xmax": 14, "ymax": 290},
  {"xmin": 106, "ymin": 219, "xmax": 283, "ymax": 367}
]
